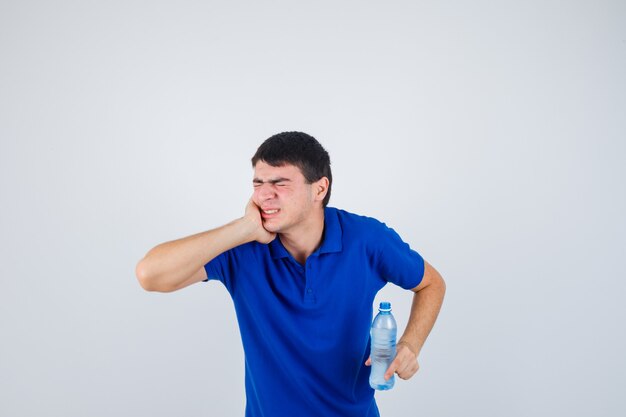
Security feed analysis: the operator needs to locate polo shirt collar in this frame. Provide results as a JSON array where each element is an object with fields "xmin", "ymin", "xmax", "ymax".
[
  {"xmin": 319, "ymin": 207, "xmax": 342, "ymax": 254},
  {"xmin": 268, "ymin": 207, "xmax": 343, "ymax": 259}
]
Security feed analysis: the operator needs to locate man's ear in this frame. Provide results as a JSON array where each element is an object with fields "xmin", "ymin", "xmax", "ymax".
[{"xmin": 314, "ymin": 177, "xmax": 329, "ymax": 202}]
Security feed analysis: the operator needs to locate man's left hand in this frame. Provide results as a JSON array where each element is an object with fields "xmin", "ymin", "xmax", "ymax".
[{"xmin": 364, "ymin": 341, "xmax": 420, "ymax": 381}]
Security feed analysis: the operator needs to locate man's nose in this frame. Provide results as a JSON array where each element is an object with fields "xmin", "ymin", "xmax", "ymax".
[{"xmin": 257, "ymin": 183, "xmax": 276, "ymax": 200}]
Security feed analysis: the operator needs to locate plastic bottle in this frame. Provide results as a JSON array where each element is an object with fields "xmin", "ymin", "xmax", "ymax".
[{"xmin": 369, "ymin": 301, "xmax": 397, "ymax": 390}]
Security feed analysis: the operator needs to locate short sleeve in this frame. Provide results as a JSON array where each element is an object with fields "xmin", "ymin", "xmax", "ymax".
[
  {"xmin": 203, "ymin": 249, "xmax": 236, "ymax": 294},
  {"xmin": 373, "ymin": 223, "xmax": 425, "ymax": 290}
]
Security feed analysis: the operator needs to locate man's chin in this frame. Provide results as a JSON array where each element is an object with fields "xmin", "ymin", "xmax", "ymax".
[{"xmin": 262, "ymin": 221, "xmax": 281, "ymax": 233}]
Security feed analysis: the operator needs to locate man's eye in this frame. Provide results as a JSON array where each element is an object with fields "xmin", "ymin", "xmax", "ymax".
[{"xmin": 253, "ymin": 183, "xmax": 261, "ymax": 187}]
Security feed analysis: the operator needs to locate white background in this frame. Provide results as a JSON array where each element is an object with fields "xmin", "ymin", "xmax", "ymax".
[{"xmin": 1, "ymin": 1, "xmax": 625, "ymax": 416}]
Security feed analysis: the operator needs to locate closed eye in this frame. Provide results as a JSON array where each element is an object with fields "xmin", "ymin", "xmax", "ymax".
[{"xmin": 253, "ymin": 177, "xmax": 291, "ymax": 187}]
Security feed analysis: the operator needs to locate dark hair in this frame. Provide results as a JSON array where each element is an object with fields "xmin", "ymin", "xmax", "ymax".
[{"xmin": 251, "ymin": 131, "xmax": 332, "ymax": 207}]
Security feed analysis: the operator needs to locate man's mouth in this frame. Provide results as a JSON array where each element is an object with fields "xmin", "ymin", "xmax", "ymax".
[{"xmin": 261, "ymin": 208, "xmax": 280, "ymax": 218}]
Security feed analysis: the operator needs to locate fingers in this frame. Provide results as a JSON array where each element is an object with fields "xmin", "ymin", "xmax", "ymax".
[
  {"xmin": 384, "ymin": 357, "xmax": 400, "ymax": 381},
  {"xmin": 242, "ymin": 198, "xmax": 276, "ymax": 243},
  {"xmin": 245, "ymin": 198, "xmax": 261, "ymax": 219},
  {"xmin": 365, "ymin": 357, "xmax": 371, "ymax": 366},
  {"xmin": 395, "ymin": 359, "xmax": 419, "ymax": 380},
  {"xmin": 383, "ymin": 346, "xmax": 420, "ymax": 381}
]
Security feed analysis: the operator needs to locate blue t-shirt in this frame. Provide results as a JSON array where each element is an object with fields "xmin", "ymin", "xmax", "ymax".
[{"xmin": 204, "ymin": 207, "xmax": 425, "ymax": 417}]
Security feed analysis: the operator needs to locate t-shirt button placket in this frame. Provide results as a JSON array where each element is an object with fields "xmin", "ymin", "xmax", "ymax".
[{"xmin": 305, "ymin": 263, "xmax": 315, "ymax": 302}]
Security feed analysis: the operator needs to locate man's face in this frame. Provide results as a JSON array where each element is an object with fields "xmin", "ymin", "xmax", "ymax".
[{"xmin": 252, "ymin": 161, "xmax": 318, "ymax": 234}]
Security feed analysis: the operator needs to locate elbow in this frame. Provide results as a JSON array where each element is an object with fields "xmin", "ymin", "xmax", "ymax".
[
  {"xmin": 135, "ymin": 259, "xmax": 153, "ymax": 291},
  {"xmin": 434, "ymin": 270, "xmax": 446, "ymax": 300},
  {"xmin": 416, "ymin": 262, "xmax": 446, "ymax": 297},
  {"xmin": 439, "ymin": 274, "xmax": 446, "ymax": 296},
  {"xmin": 433, "ymin": 266, "xmax": 446, "ymax": 290},
  {"xmin": 135, "ymin": 260, "xmax": 178, "ymax": 293},
  {"xmin": 135, "ymin": 259, "xmax": 169, "ymax": 292}
]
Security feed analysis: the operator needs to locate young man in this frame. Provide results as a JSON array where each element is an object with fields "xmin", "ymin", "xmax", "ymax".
[{"xmin": 136, "ymin": 132, "xmax": 446, "ymax": 417}]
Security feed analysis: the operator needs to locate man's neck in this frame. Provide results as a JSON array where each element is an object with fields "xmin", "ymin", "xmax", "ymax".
[{"xmin": 279, "ymin": 209, "xmax": 325, "ymax": 265}]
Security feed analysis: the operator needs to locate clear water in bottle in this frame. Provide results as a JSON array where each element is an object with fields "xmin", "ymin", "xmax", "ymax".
[{"xmin": 369, "ymin": 301, "xmax": 397, "ymax": 390}]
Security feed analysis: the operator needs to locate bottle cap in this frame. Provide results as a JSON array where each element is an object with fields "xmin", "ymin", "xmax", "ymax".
[{"xmin": 379, "ymin": 301, "xmax": 391, "ymax": 311}]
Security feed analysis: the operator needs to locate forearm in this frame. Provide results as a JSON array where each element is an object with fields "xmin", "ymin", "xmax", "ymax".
[
  {"xmin": 136, "ymin": 217, "xmax": 255, "ymax": 292},
  {"xmin": 399, "ymin": 275, "xmax": 446, "ymax": 356}
]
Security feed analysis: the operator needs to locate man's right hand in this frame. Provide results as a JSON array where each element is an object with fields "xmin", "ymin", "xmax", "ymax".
[
  {"xmin": 243, "ymin": 198, "xmax": 276, "ymax": 244},
  {"xmin": 136, "ymin": 198, "xmax": 277, "ymax": 292}
]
